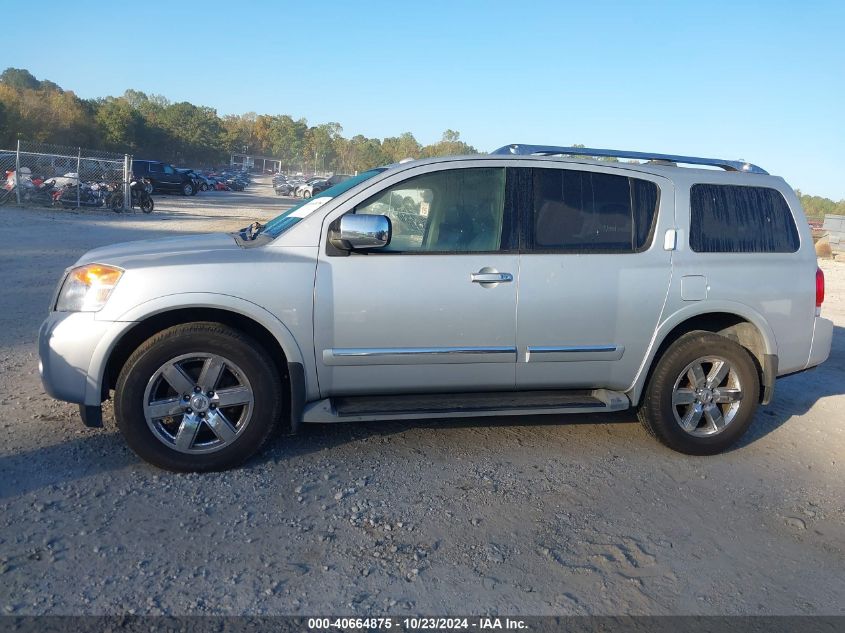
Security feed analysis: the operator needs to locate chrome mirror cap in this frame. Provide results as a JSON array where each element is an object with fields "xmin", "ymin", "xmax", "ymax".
[{"xmin": 331, "ymin": 214, "xmax": 391, "ymax": 250}]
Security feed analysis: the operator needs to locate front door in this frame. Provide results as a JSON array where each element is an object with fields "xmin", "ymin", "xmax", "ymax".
[
  {"xmin": 314, "ymin": 165, "xmax": 519, "ymax": 397},
  {"xmin": 515, "ymin": 165, "xmax": 673, "ymax": 392}
]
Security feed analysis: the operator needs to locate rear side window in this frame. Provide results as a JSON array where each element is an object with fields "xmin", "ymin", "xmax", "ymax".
[
  {"xmin": 529, "ymin": 168, "xmax": 659, "ymax": 252},
  {"xmin": 690, "ymin": 184, "xmax": 799, "ymax": 253},
  {"xmin": 147, "ymin": 162, "xmax": 162, "ymax": 173}
]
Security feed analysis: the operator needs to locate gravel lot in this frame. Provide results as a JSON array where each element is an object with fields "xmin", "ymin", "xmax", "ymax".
[{"xmin": 1, "ymin": 178, "xmax": 843, "ymax": 616}]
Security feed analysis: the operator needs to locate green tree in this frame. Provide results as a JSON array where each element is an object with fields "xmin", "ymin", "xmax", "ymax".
[
  {"xmin": 0, "ymin": 68, "xmax": 41, "ymax": 90},
  {"xmin": 421, "ymin": 129, "xmax": 478, "ymax": 157},
  {"xmin": 95, "ymin": 98, "xmax": 144, "ymax": 151}
]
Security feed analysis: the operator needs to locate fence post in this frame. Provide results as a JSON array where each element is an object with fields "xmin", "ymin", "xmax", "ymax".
[
  {"xmin": 76, "ymin": 148, "xmax": 81, "ymax": 209},
  {"xmin": 123, "ymin": 155, "xmax": 131, "ymax": 211},
  {"xmin": 15, "ymin": 139, "xmax": 21, "ymax": 205}
]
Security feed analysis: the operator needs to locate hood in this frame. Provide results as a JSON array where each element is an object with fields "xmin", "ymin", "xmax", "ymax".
[{"xmin": 75, "ymin": 233, "xmax": 240, "ymax": 269}]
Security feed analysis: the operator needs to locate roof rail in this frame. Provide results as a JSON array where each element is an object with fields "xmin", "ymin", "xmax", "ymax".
[{"xmin": 491, "ymin": 144, "xmax": 769, "ymax": 175}]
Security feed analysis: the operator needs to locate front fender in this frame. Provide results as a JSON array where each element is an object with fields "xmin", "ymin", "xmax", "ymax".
[{"xmin": 85, "ymin": 292, "xmax": 310, "ymax": 406}]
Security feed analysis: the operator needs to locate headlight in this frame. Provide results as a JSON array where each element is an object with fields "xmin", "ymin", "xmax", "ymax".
[{"xmin": 55, "ymin": 264, "xmax": 123, "ymax": 312}]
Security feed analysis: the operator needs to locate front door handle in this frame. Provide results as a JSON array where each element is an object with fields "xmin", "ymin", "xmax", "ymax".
[{"xmin": 471, "ymin": 271, "xmax": 513, "ymax": 283}]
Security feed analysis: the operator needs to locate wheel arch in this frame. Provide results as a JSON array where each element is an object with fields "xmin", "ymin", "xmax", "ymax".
[
  {"xmin": 94, "ymin": 298, "xmax": 310, "ymax": 431},
  {"xmin": 629, "ymin": 305, "xmax": 777, "ymax": 407}
]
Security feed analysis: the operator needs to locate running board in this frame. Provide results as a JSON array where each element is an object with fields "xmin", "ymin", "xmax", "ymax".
[{"xmin": 301, "ymin": 389, "xmax": 630, "ymax": 424}]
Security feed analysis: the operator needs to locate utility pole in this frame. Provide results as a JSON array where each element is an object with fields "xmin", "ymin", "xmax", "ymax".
[{"xmin": 314, "ymin": 151, "xmax": 318, "ymax": 176}]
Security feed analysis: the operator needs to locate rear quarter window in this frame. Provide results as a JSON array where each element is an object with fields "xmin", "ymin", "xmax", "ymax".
[{"xmin": 689, "ymin": 184, "xmax": 799, "ymax": 253}]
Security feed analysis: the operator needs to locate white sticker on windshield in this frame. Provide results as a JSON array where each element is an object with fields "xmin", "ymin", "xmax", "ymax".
[{"xmin": 290, "ymin": 197, "xmax": 333, "ymax": 219}]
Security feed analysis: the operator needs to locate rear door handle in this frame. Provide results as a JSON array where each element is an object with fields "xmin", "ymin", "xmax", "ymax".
[{"xmin": 471, "ymin": 272, "xmax": 513, "ymax": 283}]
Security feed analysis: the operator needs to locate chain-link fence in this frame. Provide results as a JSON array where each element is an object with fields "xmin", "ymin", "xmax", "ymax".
[{"xmin": 0, "ymin": 140, "xmax": 132, "ymax": 210}]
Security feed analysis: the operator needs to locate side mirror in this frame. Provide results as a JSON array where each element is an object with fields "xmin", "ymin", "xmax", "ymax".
[{"xmin": 330, "ymin": 214, "xmax": 391, "ymax": 250}]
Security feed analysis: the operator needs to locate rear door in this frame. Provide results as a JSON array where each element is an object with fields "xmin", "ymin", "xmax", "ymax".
[
  {"xmin": 515, "ymin": 164, "xmax": 674, "ymax": 391},
  {"xmin": 160, "ymin": 164, "xmax": 179, "ymax": 191},
  {"xmin": 146, "ymin": 161, "xmax": 164, "ymax": 191}
]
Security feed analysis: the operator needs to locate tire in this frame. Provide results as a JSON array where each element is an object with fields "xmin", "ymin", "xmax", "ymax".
[
  {"xmin": 200, "ymin": 183, "xmax": 208, "ymax": 191},
  {"xmin": 110, "ymin": 195, "xmax": 124, "ymax": 213},
  {"xmin": 638, "ymin": 331, "xmax": 759, "ymax": 455},
  {"xmin": 182, "ymin": 183, "xmax": 194, "ymax": 196},
  {"xmin": 115, "ymin": 322, "xmax": 284, "ymax": 472},
  {"xmin": 302, "ymin": 190, "xmax": 311, "ymax": 199},
  {"xmin": 140, "ymin": 197, "xmax": 154, "ymax": 214}
]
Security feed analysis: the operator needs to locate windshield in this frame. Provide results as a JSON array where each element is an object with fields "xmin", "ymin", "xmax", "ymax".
[{"xmin": 260, "ymin": 168, "xmax": 386, "ymax": 238}]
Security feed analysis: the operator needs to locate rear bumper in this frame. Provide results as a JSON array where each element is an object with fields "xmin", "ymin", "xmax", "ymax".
[{"xmin": 806, "ymin": 316, "xmax": 834, "ymax": 369}]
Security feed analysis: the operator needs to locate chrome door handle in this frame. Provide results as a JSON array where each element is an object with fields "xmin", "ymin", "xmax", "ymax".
[{"xmin": 471, "ymin": 272, "xmax": 513, "ymax": 283}]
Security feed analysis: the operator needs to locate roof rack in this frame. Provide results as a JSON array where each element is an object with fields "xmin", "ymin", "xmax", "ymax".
[{"xmin": 491, "ymin": 144, "xmax": 768, "ymax": 175}]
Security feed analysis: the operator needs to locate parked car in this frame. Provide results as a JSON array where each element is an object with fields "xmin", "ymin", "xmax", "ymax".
[
  {"xmin": 295, "ymin": 176, "xmax": 327, "ymax": 198},
  {"xmin": 133, "ymin": 160, "xmax": 196, "ymax": 196},
  {"xmin": 177, "ymin": 169, "xmax": 203, "ymax": 193},
  {"xmin": 274, "ymin": 180, "xmax": 296, "ymax": 196},
  {"xmin": 326, "ymin": 173, "xmax": 353, "ymax": 186},
  {"xmin": 38, "ymin": 144, "xmax": 832, "ymax": 472}
]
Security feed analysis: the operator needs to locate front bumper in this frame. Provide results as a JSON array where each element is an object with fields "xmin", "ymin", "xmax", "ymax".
[
  {"xmin": 806, "ymin": 316, "xmax": 834, "ymax": 369},
  {"xmin": 38, "ymin": 311, "xmax": 120, "ymax": 407}
]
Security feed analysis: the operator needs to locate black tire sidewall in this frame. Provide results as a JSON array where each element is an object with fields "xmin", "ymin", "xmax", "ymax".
[
  {"xmin": 115, "ymin": 324, "xmax": 283, "ymax": 471},
  {"xmin": 642, "ymin": 332, "xmax": 760, "ymax": 455}
]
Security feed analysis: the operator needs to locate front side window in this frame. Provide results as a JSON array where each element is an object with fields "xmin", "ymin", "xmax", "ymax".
[
  {"xmin": 162, "ymin": 164, "xmax": 175, "ymax": 175},
  {"xmin": 355, "ymin": 167, "xmax": 507, "ymax": 253},
  {"xmin": 689, "ymin": 184, "xmax": 799, "ymax": 253},
  {"xmin": 528, "ymin": 168, "xmax": 659, "ymax": 252}
]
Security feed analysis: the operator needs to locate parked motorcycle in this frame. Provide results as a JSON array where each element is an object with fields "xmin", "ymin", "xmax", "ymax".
[
  {"xmin": 103, "ymin": 182, "xmax": 125, "ymax": 212},
  {"xmin": 130, "ymin": 178, "xmax": 154, "ymax": 213}
]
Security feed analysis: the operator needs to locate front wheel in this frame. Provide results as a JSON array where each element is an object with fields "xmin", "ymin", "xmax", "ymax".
[
  {"xmin": 140, "ymin": 196, "xmax": 154, "ymax": 213},
  {"xmin": 182, "ymin": 183, "xmax": 194, "ymax": 196},
  {"xmin": 638, "ymin": 331, "xmax": 759, "ymax": 455},
  {"xmin": 115, "ymin": 322, "xmax": 284, "ymax": 472}
]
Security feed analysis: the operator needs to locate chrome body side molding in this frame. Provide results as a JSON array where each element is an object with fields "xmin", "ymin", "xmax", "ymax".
[
  {"xmin": 525, "ymin": 345, "xmax": 625, "ymax": 363},
  {"xmin": 322, "ymin": 346, "xmax": 518, "ymax": 366}
]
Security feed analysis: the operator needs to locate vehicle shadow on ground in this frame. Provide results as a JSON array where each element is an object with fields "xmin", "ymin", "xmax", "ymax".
[
  {"xmin": 735, "ymin": 324, "xmax": 845, "ymax": 448},
  {"xmin": 0, "ymin": 411, "xmax": 636, "ymax": 500},
  {"xmin": 0, "ymin": 431, "xmax": 134, "ymax": 500}
]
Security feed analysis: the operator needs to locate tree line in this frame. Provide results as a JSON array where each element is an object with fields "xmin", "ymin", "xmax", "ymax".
[
  {"xmin": 1, "ymin": 67, "xmax": 842, "ymax": 217},
  {"xmin": 0, "ymin": 67, "xmax": 477, "ymax": 173}
]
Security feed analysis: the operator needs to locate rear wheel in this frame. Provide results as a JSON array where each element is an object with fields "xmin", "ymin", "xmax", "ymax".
[
  {"xmin": 115, "ymin": 322, "xmax": 283, "ymax": 472},
  {"xmin": 638, "ymin": 331, "xmax": 759, "ymax": 455}
]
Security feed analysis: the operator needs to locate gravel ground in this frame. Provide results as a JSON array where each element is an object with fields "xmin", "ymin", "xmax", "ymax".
[{"xmin": 0, "ymin": 178, "xmax": 843, "ymax": 616}]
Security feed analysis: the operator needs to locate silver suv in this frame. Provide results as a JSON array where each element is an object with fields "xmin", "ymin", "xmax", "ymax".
[{"xmin": 39, "ymin": 144, "xmax": 833, "ymax": 471}]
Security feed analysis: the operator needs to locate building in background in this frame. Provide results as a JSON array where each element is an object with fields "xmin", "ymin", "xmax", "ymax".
[{"xmin": 822, "ymin": 214, "xmax": 845, "ymax": 252}]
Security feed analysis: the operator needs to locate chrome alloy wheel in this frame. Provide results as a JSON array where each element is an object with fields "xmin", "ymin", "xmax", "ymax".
[
  {"xmin": 671, "ymin": 355, "xmax": 743, "ymax": 437},
  {"xmin": 143, "ymin": 353, "xmax": 254, "ymax": 454}
]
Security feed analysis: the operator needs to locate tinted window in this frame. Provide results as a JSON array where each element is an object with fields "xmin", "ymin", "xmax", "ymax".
[
  {"xmin": 529, "ymin": 168, "xmax": 659, "ymax": 252},
  {"xmin": 355, "ymin": 168, "xmax": 507, "ymax": 253},
  {"xmin": 147, "ymin": 162, "xmax": 162, "ymax": 173},
  {"xmin": 690, "ymin": 184, "xmax": 799, "ymax": 253}
]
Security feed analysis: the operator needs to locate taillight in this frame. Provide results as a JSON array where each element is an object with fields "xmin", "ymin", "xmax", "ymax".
[{"xmin": 816, "ymin": 267, "xmax": 825, "ymax": 309}]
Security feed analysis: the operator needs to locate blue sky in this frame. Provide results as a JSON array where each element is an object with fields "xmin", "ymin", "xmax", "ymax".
[{"xmin": 6, "ymin": 0, "xmax": 844, "ymax": 198}]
